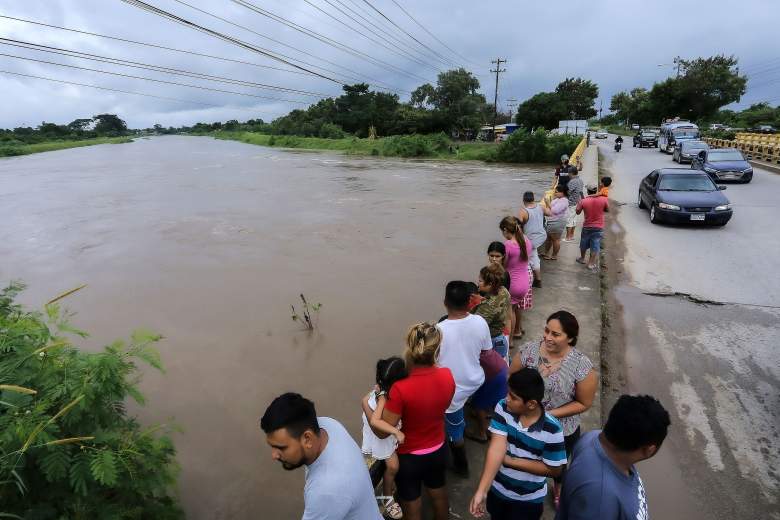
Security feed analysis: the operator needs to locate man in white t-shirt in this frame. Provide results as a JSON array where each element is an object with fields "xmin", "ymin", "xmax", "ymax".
[
  {"xmin": 437, "ymin": 281, "xmax": 493, "ymax": 478},
  {"xmin": 261, "ymin": 393, "xmax": 383, "ymax": 520}
]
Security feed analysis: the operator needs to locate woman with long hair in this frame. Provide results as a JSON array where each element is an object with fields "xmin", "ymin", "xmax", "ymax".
[{"xmin": 499, "ymin": 216, "xmax": 533, "ymax": 340}]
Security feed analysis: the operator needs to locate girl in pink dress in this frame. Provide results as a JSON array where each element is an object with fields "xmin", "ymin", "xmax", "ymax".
[{"xmin": 499, "ymin": 216, "xmax": 533, "ymax": 340}]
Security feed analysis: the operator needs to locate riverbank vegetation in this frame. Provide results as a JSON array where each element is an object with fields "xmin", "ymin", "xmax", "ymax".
[
  {"xmin": 214, "ymin": 129, "xmax": 580, "ymax": 163},
  {"xmin": 1, "ymin": 114, "xmax": 132, "ymax": 157},
  {"xmin": 0, "ymin": 282, "xmax": 182, "ymax": 519}
]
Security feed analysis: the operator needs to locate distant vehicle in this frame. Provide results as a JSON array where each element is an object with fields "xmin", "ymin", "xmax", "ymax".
[
  {"xmin": 631, "ymin": 123, "xmax": 641, "ymax": 130},
  {"xmin": 757, "ymin": 124, "xmax": 775, "ymax": 133},
  {"xmin": 659, "ymin": 122, "xmax": 700, "ymax": 153},
  {"xmin": 709, "ymin": 123, "xmax": 725, "ymax": 131},
  {"xmin": 673, "ymin": 140, "xmax": 709, "ymax": 163},
  {"xmin": 691, "ymin": 148, "xmax": 753, "ymax": 183},
  {"xmin": 637, "ymin": 168, "xmax": 732, "ymax": 226},
  {"xmin": 633, "ymin": 131, "xmax": 659, "ymax": 148},
  {"xmin": 595, "ymin": 129, "xmax": 608, "ymax": 139}
]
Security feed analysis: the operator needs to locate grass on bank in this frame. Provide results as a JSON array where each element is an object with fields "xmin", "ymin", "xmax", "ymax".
[
  {"xmin": 211, "ymin": 131, "xmax": 579, "ymax": 164},
  {"xmin": 0, "ymin": 137, "xmax": 133, "ymax": 157}
]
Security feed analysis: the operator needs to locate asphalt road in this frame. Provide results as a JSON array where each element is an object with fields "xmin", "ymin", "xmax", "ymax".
[{"xmin": 595, "ymin": 135, "xmax": 780, "ymax": 520}]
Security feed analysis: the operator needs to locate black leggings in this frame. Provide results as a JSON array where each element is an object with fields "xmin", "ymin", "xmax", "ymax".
[{"xmin": 553, "ymin": 426, "xmax": 581, "ymax": 484}]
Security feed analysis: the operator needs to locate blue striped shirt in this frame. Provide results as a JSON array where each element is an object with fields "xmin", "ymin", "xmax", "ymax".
[{"xmin": 488, "ymin": 399, "xmax": 567, "ymax": 503}]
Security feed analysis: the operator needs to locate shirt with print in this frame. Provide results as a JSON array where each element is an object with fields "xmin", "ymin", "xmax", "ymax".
[
  {"xmin": 555, "ymin": 430, "xmax": 649, "ymax": 520},
  {"xmin": 303, "ymin": 417, "xmax": 384, "ymax": 520},
  {"xmin": 518, "ymin": 340, "xmax": 593, "ymax": 436},
  {"xmin": 488, "ymin": 400, "xmax": 567, "ymax": 503},
  {"xmin": 566, "ymin": 176, "xmax": 584, "ymax": 207},
  {"xmin": 472, "ymin": 287, "xmax": 511, "ymax": 338}
]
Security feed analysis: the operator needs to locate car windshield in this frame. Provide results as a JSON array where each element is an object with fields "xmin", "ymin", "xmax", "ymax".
[
  {"xmin": 683, "ymin": 142, "xmax": 707, "ymax": 151},
  {"xmin": 658, "ymin": 175, "xmax": 716, "ymax": 191},
  {"xmin": 708, "ymin": 150, "xmax": 745, "ymax": 162},
  {"xmin": 672, "ymin": 128, "xmax": 698, "ymax": 137}
]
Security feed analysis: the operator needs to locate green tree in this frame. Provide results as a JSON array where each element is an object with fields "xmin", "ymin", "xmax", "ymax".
[
  {"xmin": 92, "ymin": 114, "xmax": 128, "ymax": 136},
  {"xmin": 555, "ymin": 77, "xmax": 599, "ymax": 120},
  {"xmin": 0, "ymin": 282, "xmax": 183, "ymax": 519},
  {"xmin": 67, "ymin": 119, "xmax": 94, "ymax": 134},
  {"xmin": 610, "ymin": 87, "xmax": 652, "ymax": 125}
]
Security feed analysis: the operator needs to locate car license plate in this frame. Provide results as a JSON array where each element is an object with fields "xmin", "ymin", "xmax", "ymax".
[
  {"xmin": 690, "ymin": 214, "xmax": 705, "ymax": 221},
  {"xmin": 721, "ymin": 173, "xmax": 736, "ymax": 179}
]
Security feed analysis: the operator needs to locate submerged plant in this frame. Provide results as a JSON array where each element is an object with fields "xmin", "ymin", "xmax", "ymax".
[{"xmin": 291, "ymin": 293, "xmax": 322, "ymax": 330}]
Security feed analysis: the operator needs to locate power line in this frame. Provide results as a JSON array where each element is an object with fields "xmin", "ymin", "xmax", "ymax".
[
  {"xmin": 322, "ymin": 0, "xmax": 456, "ymax": 69},
  {"xmin": 306, "ymin": 0, "xmax": 445, "ymax": 71},
  {"xmin": 117, "ymin": 0, "xmax": 351, "ymax": 85},
  {"xmin": 0, "ymin": 69, "xmax": 275, "ymax": 115},
  {"xmin": 0, "ymin": 14, "xmax": 309, "ymax": 77},
  {"xmin": 385, "ymin": 0, "xmax": 477, "ymax": 67},
  {"xmin": 0, "ymin": 52, "xmax": 314, "ymax": 104},
  {"xmin": 0, "ymin": 38, "xmax": 329, "ymax": 97},
  {"xmin": 226, "ymin": 0, "xmax": 432, "ymax": 83},
  {"xmin": 151, "ymin": 0, "xmax": 408, "ymax": 92},
  {"xmin": 358, "ymin": 0, "xmax": 459, "ymax": 69}
]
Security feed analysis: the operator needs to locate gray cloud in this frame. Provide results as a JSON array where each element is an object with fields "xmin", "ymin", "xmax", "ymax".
[{"xmin": 1, "ymin": 0, "xmax": 778, "ymax": 129}]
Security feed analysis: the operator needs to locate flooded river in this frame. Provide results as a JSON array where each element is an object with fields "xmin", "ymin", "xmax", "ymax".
[{"xmin": 0, "ymin": 136, "xmax": 552, "ymax": 518}]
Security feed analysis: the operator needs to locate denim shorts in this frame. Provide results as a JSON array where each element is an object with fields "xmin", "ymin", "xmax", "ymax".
[
  {"xmin": 580, "ymin": 227, "xmax": 604, "ymax": 255},
  {"xmin": 445, "ymin": 407, "xmax": 465, "ymax": 442}
]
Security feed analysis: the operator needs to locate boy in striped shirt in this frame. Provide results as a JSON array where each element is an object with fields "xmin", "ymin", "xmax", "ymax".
[{"xmin": 469, "ymin": 367, "xmax": 567, "ymax": 520}]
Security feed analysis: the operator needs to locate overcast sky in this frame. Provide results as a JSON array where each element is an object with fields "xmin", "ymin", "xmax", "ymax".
[{"xmin": 1, "ymin": 0, "xmax": 778, "ymax": 129}]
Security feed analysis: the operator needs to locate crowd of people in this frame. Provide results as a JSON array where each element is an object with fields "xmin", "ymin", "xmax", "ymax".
[{"xmin": 260, "ymin": 153, "xmax": 670, "ymax": 520}]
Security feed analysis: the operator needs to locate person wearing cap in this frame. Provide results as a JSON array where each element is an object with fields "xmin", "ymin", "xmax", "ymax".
[
  {"xmin": 555, "ymin": 155, "xmax": 571, "ymax": 188},
  {"xmin": 575, "ymin": 185, "xmax": 609, "ymax": 271}
]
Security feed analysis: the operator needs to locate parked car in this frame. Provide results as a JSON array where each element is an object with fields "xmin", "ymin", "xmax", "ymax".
[
  {"xmin": 595, "ymin": 129, "xmax": 608, "ymax": 139},
  {"xmin": 673, "ymin": 140, "xmax": 709, "ymax": 163},
  {"xmin": 691, "ymin": 148, "xmax": 753, "ymax": 183},
  {"xmin": 633, "ymin": 131, "xmax": 659, "ymax": 148},
  {"xmin": 631, "ymin": 123, "xmax": 641, "ymax": 130},
  {"xmin": 637, "ymin": 168, "xmax": 732, "ymax": 226}
]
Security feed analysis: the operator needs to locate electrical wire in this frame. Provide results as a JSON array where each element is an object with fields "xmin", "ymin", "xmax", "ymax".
[
  {"xmin": 0, "ymin": 38, "xmax": 329, "ymax": 97},
  {"xmin": 152, "ymin": 0, "xmax": 408, "ymax": 92},
  {"xmin": 226, "ymin": 0, "xmax": 432, "ymax": 83},
  {"xmin": 0, "ymin": 69, "xmax": 276, "ymax": 115},
  {"xmin": 0, "ymin": 52, "xmax": 314, "ymax": 104},
  {"xmin": 358, "ymin": 0, "xmax": 460, "ymax": 68},
  {"xmin": 118, "ymin": 0, "xmax": 346, "ymax": 84}
]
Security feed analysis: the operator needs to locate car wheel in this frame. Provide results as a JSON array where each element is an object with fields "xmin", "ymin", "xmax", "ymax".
[
  {"xmin": 638, "ymin": 191, "xmax": 646, "ymax": 209},
  {"xmin": 650, "ymin": 204, "xmax": 660, "ymax": 224},
  {"xmin": 741, "ymin": 173, "xmax": 753, "ymax": 184}
]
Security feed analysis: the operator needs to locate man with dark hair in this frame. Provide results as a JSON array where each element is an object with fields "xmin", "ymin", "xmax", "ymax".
[
  {"xmin": 575, "ymin": 184, "xmax": 609, "ymax": 272},
  {"xmin": 556, "ymin": 394, "xmax": 671, "ymax": 520},
  {"xmin": 261, "ymin": 393, "xmax": 382, "ymax": 520},
  {"xmin": 470, "ymin": 368, "xmax": 566, "ymax": 519},
  {"xmin": 438, "ymin": 281, "xmax": 493, "ymax": 477}
]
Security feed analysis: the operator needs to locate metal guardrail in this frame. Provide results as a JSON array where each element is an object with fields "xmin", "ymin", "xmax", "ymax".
[{"xmin": 702, "ymin": 133, "xmax": 780, "ymax": 165}]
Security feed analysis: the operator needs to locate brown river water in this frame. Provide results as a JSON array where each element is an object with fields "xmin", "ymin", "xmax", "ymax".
[{"xmin": 0, "ymin": 136, "xmax": 552, "ymax": 518}]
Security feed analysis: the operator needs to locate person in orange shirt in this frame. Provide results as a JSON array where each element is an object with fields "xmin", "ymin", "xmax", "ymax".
[{"xmin": 598, "ymin": 176, "xmax": 612, "ymax": 198}]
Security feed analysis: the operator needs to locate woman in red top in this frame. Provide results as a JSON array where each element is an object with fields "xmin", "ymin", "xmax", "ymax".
[{"xmin": 374, "ymin": 322, "xmax": 455, "ymax": 520}]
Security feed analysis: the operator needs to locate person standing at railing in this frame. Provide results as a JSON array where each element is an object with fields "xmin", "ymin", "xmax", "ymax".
[{"xmin": 563, "ymin": 169, "xmax": 584, "ymax": 243}]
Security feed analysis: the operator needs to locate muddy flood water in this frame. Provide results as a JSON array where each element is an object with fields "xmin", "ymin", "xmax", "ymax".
[{"xmin": 0, "ymin": 136, "xmax": 553, "ymax": 518}]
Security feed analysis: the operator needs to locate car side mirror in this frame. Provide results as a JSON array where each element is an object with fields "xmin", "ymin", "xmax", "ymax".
[{"xmin": 718, "ymin": 185, "xmax": 727, "ymax": 191}]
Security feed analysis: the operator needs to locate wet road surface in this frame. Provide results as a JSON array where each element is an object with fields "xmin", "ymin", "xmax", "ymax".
[
  {"xmin": 597, "ymin": 135, "xmax": 780, "ymax": 519},
  {"xmin": 0, "ymin": 136, "xmax": 553, "ymax": 518}
]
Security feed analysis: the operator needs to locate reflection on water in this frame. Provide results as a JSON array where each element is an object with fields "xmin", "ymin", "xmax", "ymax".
[{"xmin": 0, "ymin": 136, "xmax": 552, "ymax": 519}]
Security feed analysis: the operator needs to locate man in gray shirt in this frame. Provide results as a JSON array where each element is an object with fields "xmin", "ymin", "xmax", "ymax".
[
  {"xmin": 556, "ymin": 394, "xmax": 670, "ymax": 520},
  {"xmin": 261, "ymin": 393, "xmax": 382, "ymax": 520},
  {"xmin": 564, "ymin": 170, "xmax": 584, "ymax": 242}
]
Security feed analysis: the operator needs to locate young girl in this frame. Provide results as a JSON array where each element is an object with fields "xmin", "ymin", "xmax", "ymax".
[
  {"xmin": 487, "ymin": 242, "xmax": 512, "ymax": 361},
  {"xmin": 361, "ymin": 356, "xmax": 407, "ymax": 520},
  {"xmin": 499, "ymin": 216, "xmax": 533, "ymax": 341}
]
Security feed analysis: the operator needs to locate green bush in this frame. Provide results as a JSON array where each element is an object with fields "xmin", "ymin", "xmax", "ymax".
[
  {"xmin": 381, "ymin": 133, "xmax": 452, "ymax": 157},
  {"xmin": 495, "ymin": 130, "xmax": 580, "ymax": 163},
  {"xmin": 0, "ymin": 282, "xmax": 183, "ymax": 519},
  {"xmin": 318, "ymin": 123, "xmax": 347, "ymax": 139}
]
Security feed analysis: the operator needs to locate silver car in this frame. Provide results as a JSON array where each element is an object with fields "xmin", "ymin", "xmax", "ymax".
[
  {"xmin": 595, "ymin": 129, "xmax": 608, "ymax": 139},
  {"xmin": 673, "ymin": 140, "xmax": 709, "ymax": 164}
]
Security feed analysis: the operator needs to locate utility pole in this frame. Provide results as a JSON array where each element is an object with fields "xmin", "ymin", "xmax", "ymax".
[
  {"xmin": 491, "ymin": 58, "xmax": 506, "ymax": 140},
  {"xmin": 599, "ymin": 99, "xmax": 603, "ymax": 121},
  {"xmin": 507, "ymin": 98, "xmax": 518, "ymax": 123}
]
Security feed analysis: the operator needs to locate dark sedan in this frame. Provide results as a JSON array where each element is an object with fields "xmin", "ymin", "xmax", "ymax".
[
  {"xmin": 637, "ymin": 168, "xmax": 732, "ymax": 226},
  {"xmin": 691, "ymin": 148, "xmax": 753, "ymax": 183}
]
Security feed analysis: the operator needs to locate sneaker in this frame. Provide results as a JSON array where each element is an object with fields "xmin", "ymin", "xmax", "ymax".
[{"xmin": 384, "ymin": 498, "xmax": 403, "ymax": 519}]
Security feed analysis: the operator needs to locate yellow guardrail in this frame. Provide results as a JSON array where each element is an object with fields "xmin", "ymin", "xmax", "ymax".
[{"xmin": 702, "ymin": 134, "xmax": 780, "ymax": 165}]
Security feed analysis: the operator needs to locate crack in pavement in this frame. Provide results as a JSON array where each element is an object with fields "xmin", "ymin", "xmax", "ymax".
[{"xmin": 642, "ymin": 290, "xmax": 780, "ymax": 309}]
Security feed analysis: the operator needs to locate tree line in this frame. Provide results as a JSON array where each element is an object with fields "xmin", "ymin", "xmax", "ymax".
[{"xmin": 0, "ymin": 114, "xmax": 130, "ymax": 145}]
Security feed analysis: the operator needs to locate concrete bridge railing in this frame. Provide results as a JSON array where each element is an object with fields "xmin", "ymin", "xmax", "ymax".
[{"xmin": 703, "ymin": 133, "xmax": 780, "ymax": 165}]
